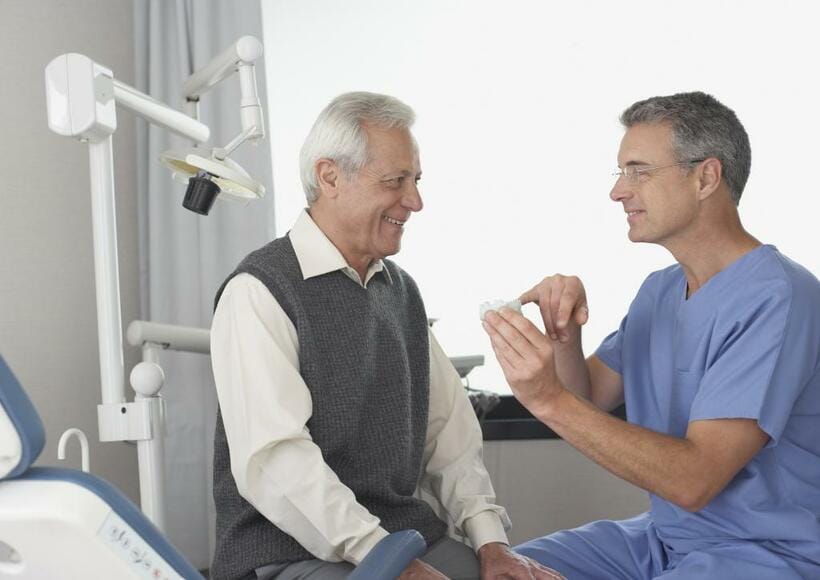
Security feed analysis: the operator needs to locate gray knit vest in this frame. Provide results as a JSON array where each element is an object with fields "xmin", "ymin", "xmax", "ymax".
[{"xmin": 210, "ymin": 235, "xmax": 447, "ymax": 579}]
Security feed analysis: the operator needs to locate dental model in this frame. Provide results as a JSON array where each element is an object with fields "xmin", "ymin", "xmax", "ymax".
[{"xmin": 479, "ymin": 298, "xmax": 522, "ymax": 321}]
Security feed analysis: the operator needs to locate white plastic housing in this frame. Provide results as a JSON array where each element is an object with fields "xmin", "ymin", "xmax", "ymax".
[
  {"xmin": 113, "ymin": 80, "xmax": 209, "ymax": 144},
  {"xmin": 181, "ymin": 35, "xmax": 263, "ymax": 100},
  {"xmin": 45, "ymin": 53, "xmax": 116, "ymax": 142},
  {"xmin": 237, "ymin": 63, "xmax": 265, "ymax": 140},
  {"xmin": 129, "ymin": 362, "xmax": 165, "ymax": 397},
  {"xmin": 160, "ymin": 150, "xmax": 265, "ymax": 201},
  {"xmin": 0, "ymin": 406, "xmax": 21, "ymax": 479},
  {"xmin": 126, "ymin": 321, "xmax": 211, "ymax": 355},
  {"xmin": 0, "ymin": 480, "xmax": 183, "ymax": 579}
]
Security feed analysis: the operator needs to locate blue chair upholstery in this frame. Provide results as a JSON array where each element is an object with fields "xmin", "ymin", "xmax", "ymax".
[
  {"xmin": 0, "ymin": 354, "xmax": 424, "ymax": 579},
  {"xmin": 349, "ymin": 529, "xmax": 426, "ymax": 580},
  {"xmin": 0, "ymin": 356, "xmax": 44, "ymax": 479}
]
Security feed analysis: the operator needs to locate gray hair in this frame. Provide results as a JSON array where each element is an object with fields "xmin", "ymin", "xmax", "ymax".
[
  {"xmin": 299, "ymin": 91, "xmax": 416, "ymax": 203},
  {"xmin": 620, "ymin": 91, "xmax": 751, "ymax": 205}
]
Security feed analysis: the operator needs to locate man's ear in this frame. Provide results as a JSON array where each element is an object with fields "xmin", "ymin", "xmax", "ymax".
[
  {"xmin": 697, "ymin": 158, "xmax": 722, "ymax": 201},
  {"xmin": 316, "ymin": 159, "xmax": 341, "ymax": 199}
]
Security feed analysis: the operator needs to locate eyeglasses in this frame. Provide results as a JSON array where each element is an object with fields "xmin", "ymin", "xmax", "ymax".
[{"xmin": 612, "ymin": 160, "xmax": 705, "ymax": 183}]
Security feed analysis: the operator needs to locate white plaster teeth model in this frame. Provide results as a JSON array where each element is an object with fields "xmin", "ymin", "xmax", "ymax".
[{"xmin": 479, "ymin": 299, "xmax": 522, "ymax": 321}]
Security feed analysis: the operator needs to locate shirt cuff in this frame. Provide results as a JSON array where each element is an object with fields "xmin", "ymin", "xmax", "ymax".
[
  {"xmin": 464, "ymin": 511, "xmax": 510, "ymax": 552},
  {"xmin": 345, "ymin": 526, "xmax": 391, "ymax": 565}
]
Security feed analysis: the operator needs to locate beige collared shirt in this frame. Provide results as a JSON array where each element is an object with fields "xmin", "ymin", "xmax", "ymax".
[{"xmin": 211, "ymin": 209, "xmax": 510, "ymax": 565}]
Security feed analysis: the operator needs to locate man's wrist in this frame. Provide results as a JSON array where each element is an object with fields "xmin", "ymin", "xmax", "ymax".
[
  {"xmin": 477, "ymin": 541, "xmax": 509, "ymax": 560},
  {"xmin": 345, "ymin": 526, "xmax": 390, "ymax": 565},
  {"xmin": 552, "ymin": 328, "xmax": 584, "ymax": 360},
  {"xmin": 465, "ymin": 511, "xmax": 510, "ymax": 552},
  {"xmin": 529, "ymin": 385, "xmax": 573, "ymax": 425}
]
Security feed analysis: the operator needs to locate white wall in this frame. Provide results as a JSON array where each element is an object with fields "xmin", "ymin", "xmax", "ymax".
[
  {"xmin": 263, "ymin": 0, "xmax": 820, "ymax": 395},
  {"xmin": 0, "ymin": 0, "xmax": 140, "ymax": 502}
]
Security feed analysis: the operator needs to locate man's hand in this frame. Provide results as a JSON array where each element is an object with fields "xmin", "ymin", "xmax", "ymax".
[
  {"xmin": 398, "ymin": 559, "xmax": 449, "ymax": 579},
  {"xmin": 478, "ymin": 542, "xmax": 565, "ymax": 579},
  {"xmin": 520, "ymin": 275, "xmax": 589, "ymax": 343},
  {"xmin": 482, "ymin": 308, "xmax": 564, "ymax": 412}
]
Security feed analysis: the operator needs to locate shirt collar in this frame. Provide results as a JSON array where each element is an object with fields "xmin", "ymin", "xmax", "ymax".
[{"xmin": 289, "ymin": 209, "xmax": 392, "ymax": 287}]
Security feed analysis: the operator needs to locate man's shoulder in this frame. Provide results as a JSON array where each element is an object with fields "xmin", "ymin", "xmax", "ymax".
[
  {"xmin": 242, "ymin": 234, "xmax": 293, "ymax": 263},
  {"xmin": 722, "ymin": 246, "xmax": 818, "ymax": 312},
  {"xmin": 236, "ymin": 235, "xmax": 299, "ymax": 276},
  {"xmin": 764, "ymin": 248, "xmax": 820, "ymax": 299},
  {"xmin": 750, "ymin": 249, "xmax": 820, "ymax": 335},
  {"xmin": 382, "ymin": 258, "xmax": 416, "ymax": 284}
]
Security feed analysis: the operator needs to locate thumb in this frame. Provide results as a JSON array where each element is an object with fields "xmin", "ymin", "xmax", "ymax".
[{"xmin": 575, "ymin": 304, "xmax": 589, "ymax": 325}]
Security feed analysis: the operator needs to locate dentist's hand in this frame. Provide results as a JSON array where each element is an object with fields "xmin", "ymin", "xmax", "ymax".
[
  {"xmin": 482, "ymin": 308, "xmax": 563, "ymax": 412},
  {"xmin": 520, "ymin": 275, "xmax": 589, "ymax": 344}
]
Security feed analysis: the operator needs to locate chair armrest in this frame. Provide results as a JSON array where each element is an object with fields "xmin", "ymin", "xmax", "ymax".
[{"xmin": 348, "ymin": 530, "xmax": 426, "ymax": 580}]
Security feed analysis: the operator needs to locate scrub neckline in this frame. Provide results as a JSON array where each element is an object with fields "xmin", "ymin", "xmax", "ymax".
[{"xmin": 678, "ymin": 243, "xmax": 776, "ymax": 307}]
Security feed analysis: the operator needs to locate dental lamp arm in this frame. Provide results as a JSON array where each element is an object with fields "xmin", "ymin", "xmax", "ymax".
[
  {"xmin": 182, "ymin": 36, "xmax": 265, "ymax": 160},
  {"xmin": 181, "ymin": 35, "xmax": 265, "ymax": 151},
  {"xmin": 113, "ymin": 80, "xmax": 209, "ymax": 144},
  {"xmin": 181, "ymin": 35, "xmax": 262, "ymax": 100},
  {"xmin": 45, "ymin": 53, "xmax": 209, "ymax": 145}
]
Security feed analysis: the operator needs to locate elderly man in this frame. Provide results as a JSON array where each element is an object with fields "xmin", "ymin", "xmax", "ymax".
[
  {"xmin": 210, "ymin": 92, "xmax": 559, "ymax": 580},
  {"xmin": 483, "ymin": 92, "xmax": 820, "ymax": 579}
]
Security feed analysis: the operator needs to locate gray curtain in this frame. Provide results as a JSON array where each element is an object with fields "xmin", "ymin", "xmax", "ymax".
[{"xmin": 134, "ymin": 0, "xmax": 274, "ymax": 568}]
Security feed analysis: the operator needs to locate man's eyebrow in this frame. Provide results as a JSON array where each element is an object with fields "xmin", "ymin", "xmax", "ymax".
[
  {"xmin": 381, "ymin": 169, "xmax": 421, "ymax": 178},
  {"xmin": 624, "ymin": 159, "xmax": 651, "ymax": 167}
]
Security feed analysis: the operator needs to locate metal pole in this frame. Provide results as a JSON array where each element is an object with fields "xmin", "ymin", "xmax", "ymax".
[
  {"xmin": 88, "ymin": 137, "xmax": 126, "ymax": 408},
  {"xmin": 136, "ymin": 345, "xmax": 166, "ymax": 532}
]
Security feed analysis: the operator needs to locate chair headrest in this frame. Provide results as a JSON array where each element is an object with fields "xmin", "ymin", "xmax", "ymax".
[{"xmin": 0, "ymin": 355, "xmax": 45, "ymax": 479}]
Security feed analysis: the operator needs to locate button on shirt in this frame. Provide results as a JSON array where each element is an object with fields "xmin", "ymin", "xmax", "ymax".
[{"xmin": 211, "ymin": 209, "xmax": 510, "ymax": 565}]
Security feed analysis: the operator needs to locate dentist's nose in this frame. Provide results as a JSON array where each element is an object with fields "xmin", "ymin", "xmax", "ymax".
[{"xmin": 610, "ymin": 176, "xmax": 633, "ymax": 203}]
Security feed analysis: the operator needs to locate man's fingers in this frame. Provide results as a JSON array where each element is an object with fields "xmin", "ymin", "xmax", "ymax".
[
  {"xmin": 496, "ymin": 308, "xmax": 549, "ymax": 353},
  {"xmin": 519, "ymin": 286, "xmax": 540, "ymax": 306},
  {"xmin": 485, "ymin": 314, "xmax": 532, "ymax": 363},
  {"xmin": 490, "ymin": 337, "xmax": 516, "ymax": 371},
  {"xmin": 483, "ymin": 319, "xmax": 525, "ymax": 367},
  {"xmin": 555, "ymin": 291, "xmax": 578, "ymax": 330},
  {"xmin": 539, "ymin": 285, "xmax": 558, "ymax": 340},
  {"xmin": 575, "ymin": 303, "xmax": 589, "ymax": 326},
  {"xmin": 519, "ymin": 284, "xmax": 556, "ymax": 338},
  {"xmin": 519, "ymin": 555, "xmax": 566, "ymax": 580},
  {"xmin": 533, "ymin": 567, "xmax": 564, "ymax": 580},
  {"xmin": 548, "ymin": 282, "xmax": 564, "ymax": 338}
]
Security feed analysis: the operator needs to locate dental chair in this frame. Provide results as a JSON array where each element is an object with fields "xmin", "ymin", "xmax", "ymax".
[{"xmin": 0, "ymin": 355, "xmax": 425, "ymax": 579}]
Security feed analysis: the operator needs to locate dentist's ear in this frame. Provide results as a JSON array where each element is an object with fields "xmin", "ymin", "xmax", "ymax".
[
  {"xmin": 315, "ymin": 159, "xmax": 341, "ymax": 199},
  {"xmin": 697, "ymin": 158, "xmax": 722, "ymax": 201}
]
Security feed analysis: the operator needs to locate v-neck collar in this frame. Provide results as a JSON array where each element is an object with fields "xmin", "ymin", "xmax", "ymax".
[{"xmin": 679, "ymin": 244, "xmax": 775, "ymax": 307}]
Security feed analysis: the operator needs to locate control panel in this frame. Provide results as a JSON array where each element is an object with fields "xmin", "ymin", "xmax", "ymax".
[{"xmin": 97, "ymin": 511, "xmax": 184, "ymax": 580}]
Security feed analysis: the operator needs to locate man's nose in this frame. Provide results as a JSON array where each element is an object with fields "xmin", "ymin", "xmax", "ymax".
[
  {"xmin": 610, "ymin": 176, "xmax": 633, "ymax": 203},
  {"xmin": 403, "ymin": 183, "xmax": 423, "ymax": 212}
]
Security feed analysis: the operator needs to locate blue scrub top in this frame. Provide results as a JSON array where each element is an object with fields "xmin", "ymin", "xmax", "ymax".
[{"xmin": 596, "ymin": 245, "xmax": 820, "ymax": 566}]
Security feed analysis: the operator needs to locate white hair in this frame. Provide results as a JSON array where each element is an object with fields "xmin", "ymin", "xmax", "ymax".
[{"xmin": 299, "ymin": 92, "xmax": 416, "ymax": 203}]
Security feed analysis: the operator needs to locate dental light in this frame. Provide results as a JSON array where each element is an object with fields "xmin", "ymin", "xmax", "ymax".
[
  {"xmin": 43, "ymin": 36, "xmax": 267, "ymax": 532},
  {"xmin": 46, "ymin": 35, "xmax": 266, "ymax": 215}
]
